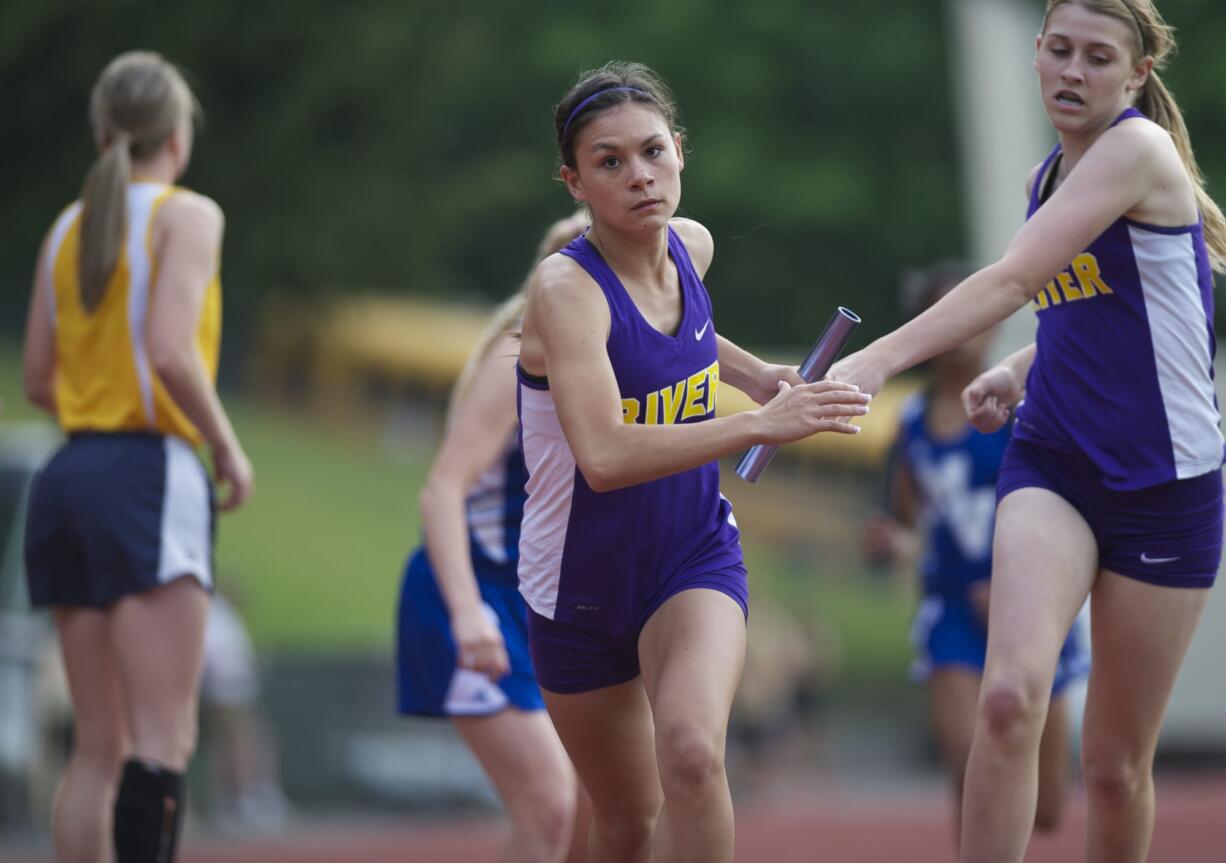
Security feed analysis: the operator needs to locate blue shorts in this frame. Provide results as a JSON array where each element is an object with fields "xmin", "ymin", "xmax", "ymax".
[
  {"xmin": 395, "ymin": 548, "xmax": 544, "ymax": 717},
  {"xmin": 909, "ymin": 592, "xmax": 1089, "ymax": 695},
  {"xmin": 528, "ymin": 565, "xmax": 749, "ymax": 695},
  {"xmin": 25, "ymin": 432, "xmax": 215, "ymax": 608},
  {"xmin": 997, "ymin": 439, "xmax": 1223, "ymax": 588}
]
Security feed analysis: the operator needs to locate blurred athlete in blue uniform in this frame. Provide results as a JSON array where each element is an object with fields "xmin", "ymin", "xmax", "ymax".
[
  {"xmin": 396, "ymin": 213, "xmax": 588, "ymax": 863},
  {"xmin": 833, "ymin": 3, "xmax": 1226, "ymax": 859},
  {"xmin": 22, "ymin": 52, "xmax": 253, "ymax": 863},
  {"xmin": 516, "ymin": 62, "xmax": 871, "ymax": 863},
  {"xmin": 865, "ymin": 262, "xmax": 1087, "ymax": 846}
]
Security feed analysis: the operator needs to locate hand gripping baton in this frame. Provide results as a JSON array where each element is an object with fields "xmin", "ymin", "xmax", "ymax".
[{"xmin": 735, "ymin": 306, "xmax": 861, "ymax": 483}]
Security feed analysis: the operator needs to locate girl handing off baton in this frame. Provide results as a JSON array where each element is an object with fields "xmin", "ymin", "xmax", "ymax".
[{"xmin": 832, "ymin": 3, "xmax": 1226, "ymax": 860}]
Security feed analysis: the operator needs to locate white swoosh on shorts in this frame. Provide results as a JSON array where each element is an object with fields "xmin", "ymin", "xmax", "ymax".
[
  {"xmin": 694, "ymin": 319, "xmax": 711, "ymax": 341},
  {"xmin": 1140, "ymin": 553, "xmax": 1181, "ymax": 564}
]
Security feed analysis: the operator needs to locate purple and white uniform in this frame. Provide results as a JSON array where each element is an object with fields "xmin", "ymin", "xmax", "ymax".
[
  {"xmin": 517, "ymin": 226, "xmax": 747, "ymax": 692},
  {"xmin": 1000, "ymin": 107, "xmax": 1224, "ymax": 587}
]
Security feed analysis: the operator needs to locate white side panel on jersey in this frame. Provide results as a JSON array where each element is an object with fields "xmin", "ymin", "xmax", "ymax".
[
  {"xmin": 516, "ymin": 385, "xmax": 576, "ymax": 619},
  {"xmin": 127, "ymin": 184, "xmax": 162, "ymax": 425},
  {"xmin": 467, "ymin": 447, "xmax": 511, "ymax": 565},
  {"xmin": 720, "ymin": 493, "xmax": 738, "ymax": 528},
  {"xmin": 157, "ymin": 435, "xmax": 213, "ymax": 589},
  {"xmin": 1131, "ymin": 226, "xmax": 1223, "ymax": 478},
  {"xmin": 43, "ymin": 202, "xmax": 83, "ymax": 328}
]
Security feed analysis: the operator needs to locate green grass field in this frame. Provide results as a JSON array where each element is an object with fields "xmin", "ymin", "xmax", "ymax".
[
  {"xmin": 0, "ymin": 338, "xmax": 912, "ymax": 683},
  {"xmin": 208, "ymin": 400, "xmax": 428, "ymax": 653}
]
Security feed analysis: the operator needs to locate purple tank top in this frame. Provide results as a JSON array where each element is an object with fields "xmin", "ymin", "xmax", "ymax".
[
  {"xmin": 516, "ymin": 226, "xmax": 744, "ymax": 629},
  {"xmin": 1015, "ymin": 108, "xmax": 1222, "ymax": 489}
]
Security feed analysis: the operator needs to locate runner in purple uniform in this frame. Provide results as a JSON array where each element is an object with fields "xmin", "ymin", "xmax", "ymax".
[
  {"xmin": 831, "ymin": 3, "xmax": 1226, "ymax": 861},
  {"xmin": 516, "ymin": 62, "xmax": 871, "ymax": 863}
]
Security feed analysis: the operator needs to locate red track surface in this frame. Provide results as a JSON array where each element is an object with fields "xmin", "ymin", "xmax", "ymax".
[{"xmin": 4, "ymin": 776, "xmax": 1223, "ymax": 862}]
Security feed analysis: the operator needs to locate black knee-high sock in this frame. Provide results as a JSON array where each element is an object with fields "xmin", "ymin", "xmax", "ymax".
[{"xmin": 113, "ymin": 758, "xmax": 185, "ymax": 863}]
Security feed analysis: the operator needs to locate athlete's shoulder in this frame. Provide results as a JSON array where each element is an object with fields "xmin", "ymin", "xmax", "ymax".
[
  {"xmin": 1093, "ymin": 114, "xmax": 1169, "ymax": 168},
  {"xmin": 54, "ymin": 199, "xmax": 83, "ymax": 222},
  {"xmin": 43, "ymin": 200, "xmax": 84, "ymax": 252},
  {"xmin": 528, "ymin": 250, "xmax": 607, "ymax": 316},
  {"xmin": 532, "ymin": 248, "xmax": 590, "ymax": 290},
  {"xmin": 669, "ymin": 218, "xmax": 713, "ymax": 275},
  {"xmin": 160, "ymin": 189, "xmax": 225, "ymax": 234}
]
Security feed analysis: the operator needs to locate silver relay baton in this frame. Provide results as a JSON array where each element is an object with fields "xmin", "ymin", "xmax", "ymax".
[{"xmin": 735, "ymin": 306, "xmax": 861, "ymax": 483}]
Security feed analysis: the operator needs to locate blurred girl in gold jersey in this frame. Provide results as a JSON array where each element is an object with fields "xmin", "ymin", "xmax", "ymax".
[{"xmin": 22, "ymin": 51, "xmax": 252, "ymax": 863}]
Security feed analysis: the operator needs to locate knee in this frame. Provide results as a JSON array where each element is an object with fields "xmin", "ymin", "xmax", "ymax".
[
  {"xmin": 129, "ymin": 712, "xmax": 198, "ymax": 772},
  {"xmin": 1082, "ymin": 751, "xmax": 1151, "ymax": 810},
  {"xmin": 72, "ymin": 723, "xmax": 129, "ymax": 778},
  {"xmin": 593, "ymin": 807, "xmax": 656, "ymax": 859},
  {"xmin": 978, "ymin": 676, "xmax": 1047, "ymax": 749},
  {"xmin": 513, "ymin": 786, "xmax": 575, "ymax": 860},
  {"xmin": 656, "ymin": 722, "xmax": 725, "ymax": 802}
]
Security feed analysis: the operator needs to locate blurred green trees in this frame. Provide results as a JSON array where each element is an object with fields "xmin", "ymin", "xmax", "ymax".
[{"xmin": 2, "ymin": 0, "xmax": 1223, "ymax": 354}]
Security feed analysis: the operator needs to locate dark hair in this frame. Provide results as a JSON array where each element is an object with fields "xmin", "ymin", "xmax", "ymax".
[
  {"xmin": 553, "ymin": 61, "xmax": 684, "ymax": 169},
  {"xmin": 900, "ymin": 259, "xmax": 976, "ymax": 317}
]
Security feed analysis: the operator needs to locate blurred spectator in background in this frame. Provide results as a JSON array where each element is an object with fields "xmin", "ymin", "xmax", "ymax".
[{"xmin": 198, "ymin": 589, "xmax": 289, "ymax": 834}]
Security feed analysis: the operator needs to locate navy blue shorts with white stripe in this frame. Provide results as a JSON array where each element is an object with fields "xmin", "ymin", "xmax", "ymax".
[{"xmin": 25, "ymin": 432, "xmax": 214, "ymax": 608}]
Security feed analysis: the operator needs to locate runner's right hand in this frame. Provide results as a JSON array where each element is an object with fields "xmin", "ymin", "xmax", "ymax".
[
  {"xmin": 753, "ymin": 379, "xmax": 871, "ymax": 444},
  {"xmin": 452, "ymin": 603, "xmax": 510, "ymax": 680}
]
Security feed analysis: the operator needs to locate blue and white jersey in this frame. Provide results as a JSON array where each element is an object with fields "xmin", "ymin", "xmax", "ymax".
[
  {"xmin": 897, "ymin": 392, "xmax": 1010, "ymax": 597},
  {"xmin": 1016, "ymin": 107, "xmax": 1223, "ymax": 490},
  {"xmin": 464, "ymin": 433, "xmax": 528, "ymax": 583}
]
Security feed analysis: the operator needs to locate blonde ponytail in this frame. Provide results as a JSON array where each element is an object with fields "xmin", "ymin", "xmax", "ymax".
[
  {"xmin": 1137, "ymin": 71, "xmax": 1226, "ymax": 271},
  {"xmin": 77, "ymin": 51, "xmax": 198, "ymax": 313},
  {"xmin": 78, "ymin": 133, "xmax": 131, "ymax": 311}
]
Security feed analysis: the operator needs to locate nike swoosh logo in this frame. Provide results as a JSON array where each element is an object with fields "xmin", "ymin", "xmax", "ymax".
[
  {"xmin": 695, "ymin": 319, "xmax": 711, "ymax": 341},
  {"xmin": 1140, "ymin": 553, "xmax": 1181, "ymax": 564}
]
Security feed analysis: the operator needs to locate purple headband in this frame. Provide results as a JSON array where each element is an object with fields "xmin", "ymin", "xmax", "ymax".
[{"xmin": 561, "ymin": 86, "xmax": 650, "ymax": 139}]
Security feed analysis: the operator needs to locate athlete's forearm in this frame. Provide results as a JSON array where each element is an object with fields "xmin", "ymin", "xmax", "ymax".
[
  {"xmin": 23, "ymin": 378, "xmax": 56, "ymax": 415},
  {"xmin": 577, "ymin": 410, "xmax": 764, "ymax": 492},
  {"xmin": 22, "ymin": 271, "xmax": 58, "ymax": 417},
  {"xmin": 152, "ymin": 349, "xmax": 239, "ymax": 453},
  {"xmin": 998, "ymin": 343, "xmax": 1037, "ymax": 391},
  {"xmin": 419, "ymin": 482, "xmax": 484, "ymax": 617},
  {"xmin": 715, "ymin": 335, "xmax": 767, "ymax": 393},
  {"xmin": 874, "ymin": 263, "xmax": 1033, "ymax": 379}
]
